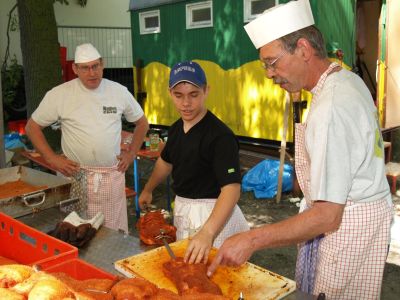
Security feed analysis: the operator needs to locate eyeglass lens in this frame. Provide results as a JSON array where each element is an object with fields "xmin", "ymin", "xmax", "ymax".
[{"xmin": 79, "ymin": 63, "xmax": 101, "ymax": 72}]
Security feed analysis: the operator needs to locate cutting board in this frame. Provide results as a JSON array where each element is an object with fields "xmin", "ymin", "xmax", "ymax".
[{"xmin": 114, "ymin": 239, "xmax": 295, "ymax": 300}]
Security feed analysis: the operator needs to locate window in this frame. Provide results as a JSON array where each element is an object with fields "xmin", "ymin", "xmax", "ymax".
[
  {"xmin": 186, "ymin": 1, "xmax": 213, "ymax": 29},
  {"xmin": 139, "ymin": 10, "xmax": 160, "ymax": 34},
  {"xmin": 244, "ymin": 0, "xmax": 277, "ymax": 23}
]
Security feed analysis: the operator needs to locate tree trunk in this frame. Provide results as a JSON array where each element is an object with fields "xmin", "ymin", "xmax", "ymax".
[{"xmin": 17, "ymin": 0, "xmax": 62, "ymax": 149}]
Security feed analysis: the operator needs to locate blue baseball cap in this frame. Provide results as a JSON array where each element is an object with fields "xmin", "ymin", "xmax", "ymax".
[{"xmin": 169, "ymin": 61, "xmax": 207, "ymax": 89}]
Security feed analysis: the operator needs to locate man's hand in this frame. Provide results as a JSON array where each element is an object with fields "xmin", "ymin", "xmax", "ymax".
[
  {"xmin": 138, "ymin": 190, "xmax": 153, "ymax": 210},
  {"xmin": 47, "ymin": 154, "xmax": 79, "ymax": 177},
  {"xmin": 117, "ymin": 150, "xmax": 135, "ymax": 172},
  {"xmin": 184, "ymin": 229, "xmax": 213, "ymax": 264},
  {"xmin": 207, "ymin": 232, "xmax": 254, "ymax": 277}
]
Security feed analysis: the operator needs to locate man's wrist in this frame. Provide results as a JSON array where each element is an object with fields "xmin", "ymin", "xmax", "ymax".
[
  {"xmin": 127, "ymin": 148, "xmax": 137, "ymax": 157},
  {"xmin": 43, "ymin": 152, "xmax": 58, "ymax": 162}
]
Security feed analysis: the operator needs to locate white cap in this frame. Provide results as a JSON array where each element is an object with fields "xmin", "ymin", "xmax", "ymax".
[
  {"xmin": 74, "ymin": 43, "xmax": 101, "ymax": 63},
  {"xmin": 244, "ymin": 0, "xmax": 314, "ymax": 49}
]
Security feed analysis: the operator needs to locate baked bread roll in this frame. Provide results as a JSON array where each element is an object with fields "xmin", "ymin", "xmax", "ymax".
[
  {"xmin": 28, "ymin": 278, "xmax": 74, "ymax": 300},
  {"xmin": 111, "ymin": 278, "xmax": 159, "ymax": 299},
  {"xmin": 11, "ymin": 271, "xmax": 56, "ymax": 295},
  {"xmin": 0, "ymin": 264, "xmax": 34, "ymax": 288},
  {"xmin": 0, "ymin": 287, "xmax": 25, "ymax": 300}
]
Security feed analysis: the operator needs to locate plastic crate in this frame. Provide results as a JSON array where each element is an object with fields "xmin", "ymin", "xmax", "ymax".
[
  {"xmin": 0, "ymin": 212, "xmax": 77, "ymax": 268},
  {"xmin": 7, "ymin": 119, "xmax": 27, "ymax": 135},
  {"xmin": 42, "ymin": 258, "xmax": 117, "ymax": 281}
]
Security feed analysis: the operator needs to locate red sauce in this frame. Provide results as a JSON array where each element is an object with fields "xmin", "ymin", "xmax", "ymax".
[{"xmin": 0, "ymin": 180, "xmax": 47, "ymax": 199}]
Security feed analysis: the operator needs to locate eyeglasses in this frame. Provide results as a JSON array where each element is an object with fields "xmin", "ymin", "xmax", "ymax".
[
  {"xmin": 76, "ymin": 63, "xmax": 102, "ymax": 73},
  {"xmin": 260, "ymin": 50, "xmax": 288, "ymax": 71}
]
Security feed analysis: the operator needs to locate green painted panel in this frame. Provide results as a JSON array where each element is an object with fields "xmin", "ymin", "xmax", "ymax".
[
  {"xmin": 132, "ymin": 0, "xmax": 357, "ymax": 69},
  {"xmin": 311, "ymin": 0, "xmax": 356, "ymax": 67},
  {"xmin": 132, "ymin": 0, "xmax": 256, "ymax": 69},
  {"xmin": 380, "ymin": 0, "xmax": 386, "ymax": 61}
]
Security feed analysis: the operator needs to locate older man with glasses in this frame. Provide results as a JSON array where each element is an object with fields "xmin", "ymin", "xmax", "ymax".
[
  {"xmin": 25, "ymin": 43, "xmax": 149, "ymax": 234},
  {"xmin": 208, "ymin": 1, "xmax": 393, "ymax": 299}
]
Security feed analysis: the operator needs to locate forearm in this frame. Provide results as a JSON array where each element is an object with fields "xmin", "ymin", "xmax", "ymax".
[
  {"xmin": 142, "ymin": 158, "xmax": 172, "ymax": 193},
  {"xmin": 129, "ymin": 116, "xmax": 149, "ymax": 155},
  {"xmin": 25, "ymin": 118, "xmax": 56, "ymax": 161},
  {"xmin": 201, "ymin": 183, "xmax": 241, "ymax": 239},
  {"xmin": 248, "ymin": 201, "xmax": 345, "ymax": 251}
]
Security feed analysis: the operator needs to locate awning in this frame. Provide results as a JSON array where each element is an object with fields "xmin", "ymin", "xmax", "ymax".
[{"xmin": 129, "ymin": 0, "xmax": 186, "ymax": 11}]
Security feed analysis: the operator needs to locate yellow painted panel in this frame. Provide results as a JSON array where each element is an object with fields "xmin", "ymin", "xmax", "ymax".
[
  {"xmin": 377, "ymin": 61, "xmax": 386, "ymax": 128},
  {"xmin": 136, "ymin": 60, "xmax": 316, "ymax": 142}
]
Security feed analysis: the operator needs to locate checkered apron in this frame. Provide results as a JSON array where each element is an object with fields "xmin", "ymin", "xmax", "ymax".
[
  {"xmin": 63, "ymin": 170, "xmax": 88, "ymax": 216},
  {"xmin": 295, "ymin": 63, "xmax": 393, "ymax": 299},
  {"xmin": 173, "ymin": 196, "xmax": 250, "ymax": 248},
  {"xmin": 80, "ymin": 165, "xmax": 128, "ymax": 234},
  {"xmin": 294, "ymin": 120, "xmax": 322, "ymax": 294}
]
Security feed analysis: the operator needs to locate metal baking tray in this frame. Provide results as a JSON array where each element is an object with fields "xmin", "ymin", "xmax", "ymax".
[{"xmin": 0, "ymin": 166, "xmax": 72, "ymax": 217}]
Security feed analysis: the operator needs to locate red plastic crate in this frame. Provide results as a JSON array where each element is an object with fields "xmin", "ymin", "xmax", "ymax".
[
  {"xmin": 42, "ymin": 258, "xmax": 117, "ymax": 281},
  {"xmin": 0, "ymin": 212, "xmax": 77, "ymax": 268},
  {"xmin": 7, "ymin": 119, "xmax": 27, "ymax": 135}
]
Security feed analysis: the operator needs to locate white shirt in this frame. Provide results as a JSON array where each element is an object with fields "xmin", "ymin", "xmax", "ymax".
[
  {"xmin": 306, "ymin": 69, "xmax": 391, "ymax": 205},
  {"xmin": 32, "ymin": 78, "xmax": 144, "ymax": 167}
]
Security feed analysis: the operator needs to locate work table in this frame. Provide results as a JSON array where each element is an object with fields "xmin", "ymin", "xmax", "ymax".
[{"xmin": 16, "ymin": 207, "xmax": 316, "ymax": 299}]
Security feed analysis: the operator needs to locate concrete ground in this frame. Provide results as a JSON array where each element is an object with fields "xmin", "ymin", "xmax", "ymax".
[{"xmin": 126, "ymin": 158, "xmax": 400, "ymax": 299}]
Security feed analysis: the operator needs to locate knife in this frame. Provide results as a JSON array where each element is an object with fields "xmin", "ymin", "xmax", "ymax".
[{"xmin": 159, "ymin": 229, "xmax": 176, "ymax": 260}]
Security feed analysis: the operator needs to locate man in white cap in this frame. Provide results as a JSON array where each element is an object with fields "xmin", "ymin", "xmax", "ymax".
[
  {"xmin": 25, "ymin": 43, "xmax": 149, "ymax": 234},
  {"xmin": 139, "ymin": 61, "xmax": 249, "ymax": 264},
  {"xmin": 207, "ymin": 1, "xmax": 393, "ymax": 299}
]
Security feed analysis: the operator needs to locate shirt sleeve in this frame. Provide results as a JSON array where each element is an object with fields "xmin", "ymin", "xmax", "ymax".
[
  {"xmin": 212, "ymin": 134, "xmax": 241, "ymax": 187},
  {"xmin": 160, "ymin": 138, "xmax": 171, "ymax": 163},
  {"xmin": 31, "ymin": 89, "xmax": 60, "ymax": 127},
  {"xmin": 307, "ymin": 102, "xmax": 356, "ymax": 204}
]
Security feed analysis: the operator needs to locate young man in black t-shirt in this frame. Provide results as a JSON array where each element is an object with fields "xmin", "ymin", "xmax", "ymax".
[{"xmin": 139, "ymin": 61, "xmax": 249, "ymax": 264}]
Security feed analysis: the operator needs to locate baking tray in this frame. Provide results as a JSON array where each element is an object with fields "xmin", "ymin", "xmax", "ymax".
[
  {"xmin": 115, "ymin": 239, "xmax": 296, "ymax": 300},
  {"xmin": 0, "ymin": 166, "xmax": 72, "ymax": 217}
]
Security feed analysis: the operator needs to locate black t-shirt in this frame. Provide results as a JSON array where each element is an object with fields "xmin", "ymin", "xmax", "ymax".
[{"xmin": 161, "ymin": 111, "xmax": 241, "ymax": 199}]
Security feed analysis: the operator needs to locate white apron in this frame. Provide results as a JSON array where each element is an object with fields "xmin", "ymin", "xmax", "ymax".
[
  {"xmin": 82, "ymin": 165, "xmax": 128, "ymax": 234},
  {"xmin": 294, "ymin": 64, "xmax": 392, "ymax": 299},
  {"xmin": 173, "ymin": 195, "xmax": 249, "ymax": 248}
]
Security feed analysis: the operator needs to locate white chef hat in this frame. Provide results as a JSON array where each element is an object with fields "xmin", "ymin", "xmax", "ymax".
[
  {"xmin": 74, "ymin": 43, "xmax": 101, "ymax": 63},
  {"xmin": 244, "ymin": 0, "xmax": 315, "ymax": 49}
]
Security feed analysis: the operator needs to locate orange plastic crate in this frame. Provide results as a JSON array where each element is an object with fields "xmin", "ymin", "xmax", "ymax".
[
  {"xmin": 7, "ymin": 119, "xmax": 27, "ymax": 135},
  {"xmin": 43, "ymin": 258, "xmax": 117, "ymax": 281},
  {"xmin": 0, "ymin": 212, "xmax": 77, "ymax": 268}
]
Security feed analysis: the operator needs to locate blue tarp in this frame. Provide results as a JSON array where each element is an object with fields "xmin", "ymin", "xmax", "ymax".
[
  {"xmin": 4, "ymin": 133, "xmax": 26, "ymax": 150},
  {"xmin": 242, "ymin": 159, "xmax": 293, "ymax": 199}
]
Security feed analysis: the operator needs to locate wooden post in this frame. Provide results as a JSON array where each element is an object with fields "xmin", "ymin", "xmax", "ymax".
[
  {"xmin": 276, "ymin": 92, "xmax": 291, "ymax": 203},
  {"xmin": 291, "ymin": 92, "xmax": 303, "ymax": 198}
]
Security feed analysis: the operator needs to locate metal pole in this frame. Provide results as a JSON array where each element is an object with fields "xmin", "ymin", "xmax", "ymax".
[{"xmin": 0, "ymin": 70, "xmax": 6, "ymax": 168}]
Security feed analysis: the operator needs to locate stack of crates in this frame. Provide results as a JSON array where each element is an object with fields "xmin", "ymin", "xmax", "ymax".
[{"xmin": 0, "ymin": 212, "xmax": 116, "ymax": 280}]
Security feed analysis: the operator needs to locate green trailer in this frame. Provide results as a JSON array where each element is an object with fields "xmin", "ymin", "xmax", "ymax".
[{"xmin": 129, "ymin": 0, "xmax": 396, "ymax": 143}]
